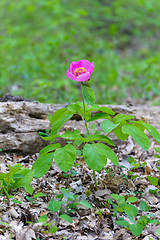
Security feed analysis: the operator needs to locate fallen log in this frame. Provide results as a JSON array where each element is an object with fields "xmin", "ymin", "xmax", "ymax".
[{"xmin": 0, "ymin": 100, "xmax": 160, "ymax": 154}]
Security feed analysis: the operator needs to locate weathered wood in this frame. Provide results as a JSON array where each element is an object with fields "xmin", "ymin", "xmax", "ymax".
[{"xmin": 0, "ymin": 101, "xmax": 160, "ymax": 154}]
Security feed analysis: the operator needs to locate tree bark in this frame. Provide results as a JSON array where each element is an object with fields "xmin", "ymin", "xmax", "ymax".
[{"xmin": 0, "ymin": 101, "xmax": 160, "ymax": 154}]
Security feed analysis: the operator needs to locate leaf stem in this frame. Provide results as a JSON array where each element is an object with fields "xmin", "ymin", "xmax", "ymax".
[
  {"xmin": 81, "ymin": 83, "xmax": 97, "ymax": 186},
  {"xmin": 81, "ymin": 83, "xmax": 90, "ymax": 135}
]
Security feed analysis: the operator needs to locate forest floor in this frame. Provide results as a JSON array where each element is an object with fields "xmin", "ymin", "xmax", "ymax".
[{"xmin": 1, "ymin": 134, "xmax": 160, "ymax": 240}]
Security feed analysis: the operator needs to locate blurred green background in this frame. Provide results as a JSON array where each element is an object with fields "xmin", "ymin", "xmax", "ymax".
[{"xmin": 0, "ymin": 0, "xmax": 160, "ymax": 105}]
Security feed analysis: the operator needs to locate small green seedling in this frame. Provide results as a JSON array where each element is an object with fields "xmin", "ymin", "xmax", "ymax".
[
  {"xmin": 34, "ymin": 187, "xmax": 92, "ymax": 234},
  {"xmin": 0, "ymin": 221, "xmax": 12, "ymax": 238},
  {"xmin": 107, "ymin": 194, "xmax": 158, "ymax": 236},
  {"xmin": 0, "ymin": 163, "xmax": 34, "ymax": 197},
  {"xmin": 25, "ymin": 192, "xmax": 46, "ymax": 204}
]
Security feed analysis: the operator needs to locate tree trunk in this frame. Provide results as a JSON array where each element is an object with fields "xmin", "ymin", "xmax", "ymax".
[{"xmin": 0, "ymin": 101, "xmax": 160, "ymax": 154}]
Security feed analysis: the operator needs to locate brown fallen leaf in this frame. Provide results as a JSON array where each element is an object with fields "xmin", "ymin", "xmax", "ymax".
[{"xmin": 16, "ymin": 228, "xmax": 36, "ymax": 240}]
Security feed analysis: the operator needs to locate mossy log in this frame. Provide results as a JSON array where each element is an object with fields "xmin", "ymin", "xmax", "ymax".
[{"xmin": 0, "ymin": 100, "xmax": 160, "ymax": 154}]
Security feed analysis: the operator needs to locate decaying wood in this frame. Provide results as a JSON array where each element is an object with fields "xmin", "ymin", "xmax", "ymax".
[{"xmin": 0, "ymin": 101, "xmax": 160, "ymax": 154}]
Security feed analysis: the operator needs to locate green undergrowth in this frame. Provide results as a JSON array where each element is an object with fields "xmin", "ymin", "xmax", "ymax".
[{"xmin": 0, "ymin": 0, "xmax": 160, "ymax": 104}]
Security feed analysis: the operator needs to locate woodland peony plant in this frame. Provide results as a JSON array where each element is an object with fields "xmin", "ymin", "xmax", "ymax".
[{"xmin": 33, "ymin": 59, "xmax": 160, "ymax": 186}]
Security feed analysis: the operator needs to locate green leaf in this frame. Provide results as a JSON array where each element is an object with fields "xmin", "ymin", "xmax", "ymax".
[
  {"xmin": 67, "ymin": 103, "xmax": 81, "ymax": 113},
  {"xmin": 11, "ymin": 199, "xmax": 22, "ymax": 204},
  {"xmin": 88, "ymin": 104, "xmax": 100, "ymax": 111},
  {"xmin": 61, "ymin": 188, "xmax": 75, "ymax": 200},
  {"xmin": 12, "ymin": 168, "xmax": 34, "ymax": 193},
  {"xmin": 51, "ymin": 111, "xmax": 73, "ymax": 135},
  {"xmin": 138, "ymin": 216, "xmax": 150, "ymax": 225},
  {"xmin": 33, "ymin": 152, "xmax": 54, "ymax": 178},
  {"xmin": 124, "ymin": 204, "xmax": 138, "ymax": 218},
  {"xmin": 88, "ymin": 105, "xmax": 115, "ymax": 115},
  {"xmin": 157, "ymin": 228, "xmax": 160, "ymax": 236},
  {"xmin": 142, "ymin": 122, "xmax": 160, "ymax": 144},
  {"xmin": 115, "ymin": 220, "xmax": 130, "ymax": 227},
  {"xmin": 33, "ymin": 192, "xmax": 46, "ymax": 199},
  {"xmin": 61, "ymin": 130, "xmax": 86, "ymax": 142},
  {"xmin": 86, "ymin": 134, "xmax": 115, "ymax": 146},
  {"xmin": 117, "ymin": 196, "xmax": 125, "ymax": 205},
  {"xmin": 149, "ymin": 188, "xmax": 158, "ymax": 194},
  {"xmin": 132, "ymin": 121, "xmax": 146, "ymax": 131},
  {"xmin": 113, "ymin": 114, "xmax": 135, "ymax": 124},
  {"xmin": 41, "ymin": 134, "xmax": 60, "ymax": 142},
  {"xmin": 83, "ymin": 143, "xmax": 108, "ymax": 172},
  {"xmin": 87, "ymin": 112, "xmax": 112, "ymax": 122},
  {"xmin": 38, "ymin": 215, "xmax": 48, "ymax": 223},
  {"xmin": 149, "ymin": 219, "xmax": 158, "ymax": 224},
  {"xmin": 24, "ymin": 185, "xmax": 34, "ymax": 195},
  {"xmin": 139, "ymin": 200, "xmax": 150, "ymax": 211},
  {"xmin": 94, "ymin": 143, "xmax": 118, "ymax": 166},
  {"xmin": 129, "ymin": 223, "xmax": 144, "ymax": 236},
  {"xmin": 128, "ymin": 156, "xmax": 135, "ymax": 164},
  {"xmin": 54, "ymin": 144, "xmax": 76, "ymax": 172},
  {"xmin": 82, "ymin": 85, "xmax": 96, "ymax": 106},
  {"xmin": 12, "ymin": 173, "xmax": 25, "ymax": 180},
  {"xmin": 102, "ymin": 145, "xmax": 119, "ymax": 166},
  {"xmin": 106, "ymin": 198, "xmax": 113, "ymax": 204},
  {"xmin": 0, "ymin": 221, "xmax": 10, "ymax": 227},
  {"xmin": 49, "ymin": 226, "xmax": 57, "ymax": 234},
  {"xmin": 147, "ymin": 176, "xmax": 158, "ymax": 186},
  {"xmin": 155, "ymin": 147, "xmax": 160, "ymax": 152},
  {"xmin": 111, "ymin": 194, "xmax": 125, "ymax": 204},
  {"xmin": 111, "ymin": 194, "xmax": 120, "ymax": 201},
  {"xmin": 154, "ymin": 154, "xmax": 160, "ymax": 158},
  {"xmin": 48, "ymin": 199, "xmax": 61, "ymax": 213},
  {"xmin": 76, "ymin": 101, "xmax": 88, "ymax": 111},
  {"xmin": 101, "ymin": 120, "xmax": 119, "ymax": 133},
  {"xmin": 59, "ymin": 214, "xmax": 73, "ymax": 223},
  {"xmin": 114, "ymin": 127, "xmax": 129, "ymax": 141},
  {"xmin": 84, "ymin": 111, "xmax": 92, "ymax": 121},
  {"xmin": 8, "ymin": 164, "xmax": 22, "ymax": 173},
  {"xmin": 98, "ymin": 106, "xmax": 115, "ymax": 115},
  {"xmin": 78, "ymin": 200, "xmax": 92, "ymax": 209},
  {"xmin": 39, "ymin": 143, "xmax": 61, "ymax": 156},
  {"xmin": 122, "ymin": 124, "xmax": 150, "ymax": 150},
  {"xmin": 50, "ymin": 108, "xmax": 67, "ymax": 125},
  {"xmin": 84, "ymin": 143, "xmax": 118, "ymax": 171},
  {"xmin": 126, "ymin": 197, "xmax": 138, "ymax": 203},
  {"xmin": 0, "ymin": 173, "xmax": 5, "ymax": 180},
  {"xmin": 39, "ymin": 132, "xmax": 49, "ymax": 138}
]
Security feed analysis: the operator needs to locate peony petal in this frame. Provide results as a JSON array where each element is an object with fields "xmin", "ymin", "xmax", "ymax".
[
  {"xmin": 66, "ymin": 69, "xmax": 76, "ymax": 80},
  {"xmin": 67, "ymin": 59, "xmax": 94, "ymax": 81},
  {"xmin": 75, "ymin": 72, "xmax": 90, "ymax": 82},
  {"xmin": 80, "ymin": 59, "xmax": 90, "ymax": 68},
  {"xmin": 70, "ymin": 61, "xmax": 82, "ymax": 74},
  {"xmin": 80, "ymin": 59, "xmax": 94, "ymax": 74}
]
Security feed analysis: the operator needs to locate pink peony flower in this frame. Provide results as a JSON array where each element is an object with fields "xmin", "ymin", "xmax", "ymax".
[{"xmin": 66, "ymin": 59, "xmax": 94, "ymax": 82}]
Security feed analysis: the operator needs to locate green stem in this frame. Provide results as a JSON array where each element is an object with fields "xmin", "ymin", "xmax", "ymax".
[
  {"xmin": 81, "ymin": 83, "xmax": 97, "ymax": 186},
  {"xmin": 81, "ymin": 83, "xmax": 90, "ymax": 135}
]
